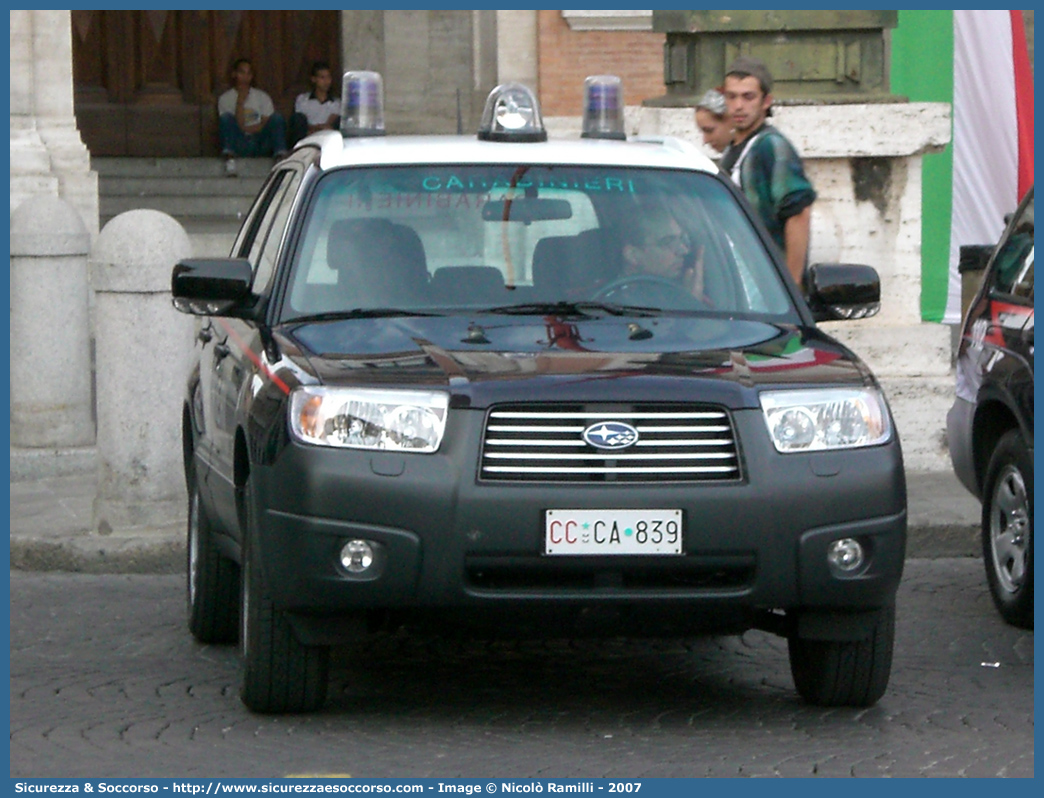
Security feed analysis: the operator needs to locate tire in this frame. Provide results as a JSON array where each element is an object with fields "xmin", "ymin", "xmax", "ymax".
[
  {"xmin": 187, "ymin": 480, "xmax": 239, "ymax": 644},
  {"xmin": 239, "ymin": 478, "xmax": 329, "ymax": 713},
  {"xmin": 981, "ymin": 429, "xmax": 1034, "ymax": 629},
  {"xmin": 788, "ymin": 605, "xmax": 895, "ymax": 707}
]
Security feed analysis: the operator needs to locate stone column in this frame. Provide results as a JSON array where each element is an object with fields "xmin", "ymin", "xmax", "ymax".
[
  {"xmin": 342, "ymin": 10, "xmax": 386, "ymax": 74},
  {"xmin": 496, "ymin": 11, "xmax": 538, "ymax": 87},
  {"xmin": 10, "ymin": 195, "xmax": 94, "ymax": 449},
  {"xmin": 90, "ymin": 210, "xmax": 194, "ymax": 534},
  {"xmin": 9, "ymin": 10, "xmax": 58, "ymax": 205},
  {"xmin": 9, "ymin": 10, "xmax": 98, "ymax": 239}
]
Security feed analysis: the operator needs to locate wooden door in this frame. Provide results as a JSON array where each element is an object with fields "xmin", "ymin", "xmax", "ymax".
[{"xmin": 72, "ymin": 10, "xmax": 341, "ymax": 156}]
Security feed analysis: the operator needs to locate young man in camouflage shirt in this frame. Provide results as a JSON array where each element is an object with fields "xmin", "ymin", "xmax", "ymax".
[{"xmin": 720, "ymin": 56, "xmax": 816, "ymax": 287}]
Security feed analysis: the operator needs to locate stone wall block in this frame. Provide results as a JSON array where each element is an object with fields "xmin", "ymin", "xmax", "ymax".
[
  {"xmin": 10, "ymin": 195, "xmax": 93, "ymax": 448},
  {"xmin": 90, "ymin": 210, "xmax": 194, "ymax": 533},
  {"xmin": 774, "ymin": 103, "xmax": 951, "ymax": 159}
]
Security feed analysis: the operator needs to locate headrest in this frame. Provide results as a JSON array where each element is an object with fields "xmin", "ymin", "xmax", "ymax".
[
  {"xmin": 431, "ymin": 265, "xmax": 505, "ymax": 291},
  {"xmin": 326, "ymin": 218, "xmax": 398, "ymax": 270},
  {"xmin": 325, "ymin": 218, "xmax": 429, "ymax": 304}
]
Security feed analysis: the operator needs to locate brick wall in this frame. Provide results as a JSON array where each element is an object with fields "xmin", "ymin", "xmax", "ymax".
[
  {"xmin": 535, "ymin": 11, "xmax": 1033, "ymax": 114},
  {"xmin": 536, "ymin": 10, "xmax": 665, "ymax": 116}
]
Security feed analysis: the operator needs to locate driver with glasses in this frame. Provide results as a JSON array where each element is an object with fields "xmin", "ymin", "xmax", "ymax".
[{"xmin": 616, "ymin": 202, "xmax": 708, "ymax": 305}]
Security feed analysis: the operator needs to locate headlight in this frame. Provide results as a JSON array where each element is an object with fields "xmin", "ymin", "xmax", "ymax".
[
  {"xmin": 289, "ymin": 387, "xmax": 449, "ymax": 452},
  {"xmin": 759, "ymin": 388, "xmax": 891, "ymax": 453}
]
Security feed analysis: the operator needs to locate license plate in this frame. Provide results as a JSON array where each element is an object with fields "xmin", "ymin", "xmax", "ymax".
[{"xmin": 545, "ymin": 509, "xmax": 683, "ymax": 555}]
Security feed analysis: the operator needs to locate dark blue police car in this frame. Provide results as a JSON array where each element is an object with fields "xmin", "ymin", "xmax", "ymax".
[{"xmin": 173, "ymin": 73, "xmax": 906, "ymax": 712}]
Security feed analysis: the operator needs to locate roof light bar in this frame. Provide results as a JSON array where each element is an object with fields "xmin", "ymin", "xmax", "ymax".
[
  {"xmin": 478, "ymin": 82, "xmax": 547, "ymax": 143},
  {"xmin": 341, "ymin": 71, "xmax": 385, "ymax": 137},
  {"xmin": 581, "ymin": 75, "xmax": 626, "ymax": 140}
]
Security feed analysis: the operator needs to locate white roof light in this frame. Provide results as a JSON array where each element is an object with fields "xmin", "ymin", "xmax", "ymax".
[
  {"xmin": 581, "ymin": 75, "xmax": 626, "ymax": 140},
  {"xmin": 477, "ymin": 82, "xmax": 547, "ymax": 142},
  {"xmin": 341, "ymin": 71, "xmax": 385, "ymax": 137}
]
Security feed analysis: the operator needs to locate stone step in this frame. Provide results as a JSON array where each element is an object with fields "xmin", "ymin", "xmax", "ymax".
[
  {"xmin": 100, "ymin": 176, "xmax": 264, "ymax": 198},
  {"xmin": 184, "ymin": 232, "xmax": 239, "ymax": 258},
  {"xmin": 94, "ymin": 157, "xmax": 267, "ymax": 248},
  {"xmin": 95, "ymin": 214, "xmax": 239, "ymax": 258},
  {"xmin": 177, "ymin": 217, "xmax": 240, "ymax": 257},
  {"xmin": 100, "ymin": 194, "xmax": 255, "ymax": 220},
  {"xmin": 91, "ymin": 156, "xmax": 274, "ymax": 179},
  {"xmin": 179, "ymin": 215, "xmax": 247, "ymax": 235}
]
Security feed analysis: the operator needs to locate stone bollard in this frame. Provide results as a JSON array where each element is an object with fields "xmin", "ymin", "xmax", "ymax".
[
  {"xmin": 10, "ymin": 195, "xmax": 94, "ymax": 448},
  {"xmin": 90, "ymin": 210, "xmax": 194, "ymax": 534}
]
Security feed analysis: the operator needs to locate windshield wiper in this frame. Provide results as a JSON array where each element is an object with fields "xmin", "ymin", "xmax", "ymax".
[
  {"xmin": 286, "ymin": 308, "xmax": 443, "ymax": 324},
  {"xmin": 483, "ymin": 301, "xmax": 661, "ymax": 318}
]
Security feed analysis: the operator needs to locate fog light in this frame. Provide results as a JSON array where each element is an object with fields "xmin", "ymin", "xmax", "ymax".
[
  {"xmin": 340, "ymin": 539, "xmax": 375, "ymax": 573},
  {"xmin": 827, "ymin": 538, "xmax": 865, "ymax": 573}
]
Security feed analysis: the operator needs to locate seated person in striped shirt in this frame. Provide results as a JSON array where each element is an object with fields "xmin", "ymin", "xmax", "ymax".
[{"xmin": 289, "ymin": 61, "xmax": 340, "ymax": 147}]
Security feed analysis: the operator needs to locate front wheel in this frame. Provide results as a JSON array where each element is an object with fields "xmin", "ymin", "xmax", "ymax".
[
  {"xmin": 788, "ymin": 605, "xmax": 895, "ymax": 707},
  {"xmin": 982, "ymin": 429, "xmax": 1034, "ymax": 629},
  {"xmin": 239, "ymin": 478, "xmax": 329, "ymax": 713}
]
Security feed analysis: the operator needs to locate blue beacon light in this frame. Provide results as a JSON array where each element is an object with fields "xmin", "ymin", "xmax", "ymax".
[
  {"xmin": 581, "ymin": 75, "xmax": 626, "ymax": 140},
  {"xmin": 341, "ymin": 70, "xmax": 385, "ymax": 137}
]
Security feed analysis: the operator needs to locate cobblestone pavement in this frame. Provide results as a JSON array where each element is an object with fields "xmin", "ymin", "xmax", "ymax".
[{"xmin": 9, "ymin": 559, "xmax": 1032, "ymax": 779}]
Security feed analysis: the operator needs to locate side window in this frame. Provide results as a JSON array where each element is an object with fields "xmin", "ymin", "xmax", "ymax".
[
  {"xmin": 250, "ymin": 169, "xmax": 304, "ymax": 294},
  {"xmin": 992, "ymin": 197, "xmax": 1034, "ymax": 301},
  {"xmin": 233, "ymin": 171, "xmax": 288, "ymax": 260}
]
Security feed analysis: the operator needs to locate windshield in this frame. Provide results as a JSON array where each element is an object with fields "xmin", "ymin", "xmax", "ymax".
[{"xmin": 280, "ymin": 165, "xmax": 795, "ymax": 321}]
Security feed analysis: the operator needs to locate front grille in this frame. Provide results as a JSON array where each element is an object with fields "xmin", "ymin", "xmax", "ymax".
[{"xmin": 479, "ymin": 403, "xmax": 741, "ymax": 483}]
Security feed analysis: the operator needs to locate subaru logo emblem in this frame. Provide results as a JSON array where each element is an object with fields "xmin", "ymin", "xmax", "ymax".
[{"xmin": 582, "ymin": 421, "xmax": 639, "ymax": 450}]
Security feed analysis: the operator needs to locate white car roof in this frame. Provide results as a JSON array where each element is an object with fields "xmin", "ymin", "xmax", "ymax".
[{"xmin": 300, "ymin": 131, "xmax": 720, "ymax": 175}]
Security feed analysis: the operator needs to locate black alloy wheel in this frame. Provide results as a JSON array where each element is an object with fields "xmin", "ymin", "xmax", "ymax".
[{"xmin": 982, "ymin": 429, "xmax": 1034, "ymax": 629}]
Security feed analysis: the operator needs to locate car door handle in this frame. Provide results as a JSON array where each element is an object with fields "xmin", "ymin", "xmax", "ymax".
[
  {"xmin": 214, "ymin": 342, "xmax": 231, "ymax": 360},
  {"xmin": 197, "ymin": 327, "xmax": 213, "ymax": 344}
]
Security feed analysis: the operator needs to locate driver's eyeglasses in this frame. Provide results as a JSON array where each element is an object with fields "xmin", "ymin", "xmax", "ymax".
[{"xmin": 652, "ymin": 233, "xmax": 690, "ymax": 252}]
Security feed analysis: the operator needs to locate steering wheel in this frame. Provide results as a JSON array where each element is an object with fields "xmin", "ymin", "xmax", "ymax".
[{"xmin": 592, "ymin": 273, "xmax": 709, "ymax": 310}]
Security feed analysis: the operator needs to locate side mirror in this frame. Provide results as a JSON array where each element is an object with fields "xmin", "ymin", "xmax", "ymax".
[
  {"xmin": 958, "ymin": 244, "xmax": 995, "ymax": 276},
  {"xmin": 806, "ymin": 263, "xmax": 880, "ymax": 322},
  {"xmin": 171, "ymin": 258, "xmax": 256, "ymax": 317}
]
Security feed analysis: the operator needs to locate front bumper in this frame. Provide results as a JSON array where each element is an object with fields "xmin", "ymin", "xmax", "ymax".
[{"xmin": 251, "ymin": 409, "xmax": 906, "ymax": 634}]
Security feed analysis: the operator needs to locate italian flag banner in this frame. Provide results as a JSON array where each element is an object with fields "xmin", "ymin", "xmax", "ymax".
[
  {"xmin": 946, "ymin": 9, "xmax": 1034, "ymax": 323},
  {"xmin": 892, "ymin": 10, "xmax": 1033, "ymax": 323}
]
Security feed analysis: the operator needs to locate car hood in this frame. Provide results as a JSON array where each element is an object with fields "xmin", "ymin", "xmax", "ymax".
[{"xmin": 280, "ymin": 314, "xmax": 870, "ymax": 408}]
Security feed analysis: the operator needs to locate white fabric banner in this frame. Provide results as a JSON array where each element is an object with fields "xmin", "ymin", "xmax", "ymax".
[{"xmin": 947, "ymin": 10, "xmax": 1020, "ymax": 324}]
